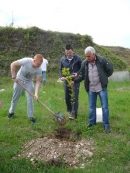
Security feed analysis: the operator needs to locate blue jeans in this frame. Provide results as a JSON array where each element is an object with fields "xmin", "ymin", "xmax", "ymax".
[{"xmin": 88, "ymin": 89, "xmax": 109, "ymax": 126}]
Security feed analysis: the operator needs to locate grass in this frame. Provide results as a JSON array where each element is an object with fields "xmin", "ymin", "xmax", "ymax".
[{"xmin": 0, "ymin": 75, "xmax": 130, "ymax": 173}]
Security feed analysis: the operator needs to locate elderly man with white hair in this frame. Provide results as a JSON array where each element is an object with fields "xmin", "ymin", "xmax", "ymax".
[{"xmin": 70, "ymin": 46, "xmax": 113, "ymax": 134}]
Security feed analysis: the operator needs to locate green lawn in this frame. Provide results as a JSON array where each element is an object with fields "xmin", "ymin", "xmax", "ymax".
[{"xmin": 0, "ymin": 76, "xmax": 130, "ymax": 173}]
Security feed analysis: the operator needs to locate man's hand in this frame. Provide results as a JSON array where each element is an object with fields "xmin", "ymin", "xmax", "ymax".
[
  {"xmin": 34, "ymin": 95, "xmax": 38, "ymax": 100},
  {"xmin": 12, "ymin": 77, "xmax": 18, "ymax": 82},
  {"xmin": 60, "ymin": 77, "xmax": 66, "ymax": 81},
  {"xmin": 72, "ymin": 73, "xmax": 78, "ymax": 78},
  {"xmin": 69, "ymin": 81, "xmax": 74, "ymax": 85}
]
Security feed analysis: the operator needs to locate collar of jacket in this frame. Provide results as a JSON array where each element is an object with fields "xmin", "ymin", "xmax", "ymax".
[{"xmin": 64, "ymin": 53, "xmax": 76, "ymax": 59}]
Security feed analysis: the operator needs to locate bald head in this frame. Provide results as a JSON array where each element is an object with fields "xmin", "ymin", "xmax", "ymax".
[
  {"xmin": 33, "ymin": 54, "xmax": 43, "ymax": 68},
  {"xmin": 34, "ymin": 54, "xmax": 43, "ymax": 61}
]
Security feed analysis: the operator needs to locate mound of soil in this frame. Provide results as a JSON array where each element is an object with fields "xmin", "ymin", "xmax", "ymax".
[{"xmin": 14, "ymin": 127, "xmax": 94, "ymax": 168}]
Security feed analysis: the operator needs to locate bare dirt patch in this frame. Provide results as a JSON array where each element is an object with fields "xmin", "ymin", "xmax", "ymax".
[
  {"xmin": 117, "ymin": 87, "xmax": 130, "ymax": 91},
  {"xmin": 14, "ymin": 127, "xmax": 94, "ymax": 168}
]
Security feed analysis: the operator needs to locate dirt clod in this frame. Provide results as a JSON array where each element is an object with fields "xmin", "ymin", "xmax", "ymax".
[
  {"xmin": 14, "ymin": 127, "xmax": 94, "ymax": 168},
  {"xmin": 52, "ymin": 127, "xmax": 82, "ymax": 141}
]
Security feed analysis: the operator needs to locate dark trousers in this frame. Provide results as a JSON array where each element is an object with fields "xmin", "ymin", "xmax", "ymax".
[{"xmin": 64, "ymin": 81, "xmax": 80, "ymax": 114}]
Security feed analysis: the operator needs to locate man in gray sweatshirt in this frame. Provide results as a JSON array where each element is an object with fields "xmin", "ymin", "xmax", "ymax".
[{"xmin": 8, "ymin": 54, "xmax": 43, "ymax": 124}]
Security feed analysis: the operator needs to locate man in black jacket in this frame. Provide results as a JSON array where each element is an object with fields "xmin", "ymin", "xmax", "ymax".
[
  {"xmin": 70, "ymin": 46, "xmax": 113, "ymax": 133},
  {"xmin": 59, "ymin": 44, "xmax": 82, "ymax": 119}
]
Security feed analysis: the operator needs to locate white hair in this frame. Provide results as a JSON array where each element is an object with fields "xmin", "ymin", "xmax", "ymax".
[{"xmin": 84, "ymin": 46, "xmax": 96, "ymax": 54}]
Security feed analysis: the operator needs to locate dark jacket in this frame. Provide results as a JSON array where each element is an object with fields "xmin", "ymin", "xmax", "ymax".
[
  {"xmin": 59, "ymin": 53, "xmax": 82, "ymax": 77},
  {"xmin": 74, "ymin": 55, "xmax": 113, "ymax": 92}
]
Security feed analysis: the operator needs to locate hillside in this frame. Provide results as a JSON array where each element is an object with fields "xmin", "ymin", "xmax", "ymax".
[
  {"xmin": 105, "ymin": 46, "xmax": 130, "ymax": 66},
  {"xmin": 0, "ymin": 26, "xmax": 129, "ymax": 76}
]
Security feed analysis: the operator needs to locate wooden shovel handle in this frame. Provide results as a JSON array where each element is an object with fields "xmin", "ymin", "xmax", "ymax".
[{"xmin": 17, "ymin": 80, "xmax": 57, "ymax": 117}]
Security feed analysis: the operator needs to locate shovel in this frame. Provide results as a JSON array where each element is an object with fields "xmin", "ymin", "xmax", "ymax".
[{"xmin": 17, "ymin": 81, "xmax": 66, "ymax": 125}]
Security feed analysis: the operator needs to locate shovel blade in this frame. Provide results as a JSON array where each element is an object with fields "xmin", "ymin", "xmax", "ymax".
[{"xmin": 53, "ymin": 112, "xmax": 66, "ymax": 125}]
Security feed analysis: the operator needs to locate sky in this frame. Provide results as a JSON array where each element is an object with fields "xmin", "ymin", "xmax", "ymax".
[{"xmin": 0, "ymin": 0, "xmax": 130, "ymax": 48}]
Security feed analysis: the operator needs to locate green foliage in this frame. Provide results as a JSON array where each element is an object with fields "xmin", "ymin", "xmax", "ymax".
[
  {"xmin": 8, "ymin": 49, "xmax": 19, "ymax": 56},
  {"xmin": 1, "ymin": 34, "xmax": 8, "ymax": 42},
  {"xmin": 62, "ymin": 67, "xmax": 73, "ymax": 87},
  {"xmin": 24, "ymin": 32, "xmax": 30, "ymax": 42},
  {"xmin": 47, "ymin": 36, "xmax": 54, "ymax": 43},
  {"xmin": 62, "ymin": 68, "xmax": 75, "ymax": 113},
  {"xmin": 80, "ymin": 36, "xmax": 87, "ymax": 47},
  {"xmin": 80, "ymin": 35, "xmax": 94, "ymax": 48},
  {"xmin": 62, "ymin": 68, "xmax": 70, "ymax": 77},
  {"xmin": 0, "ymin": 26, "xmax": 129, "ymax": 77},
  {"xmin": 106, "ymin": 46, "xmax": 130, "ymax": 70},
  {"xmin": 24, "ymin": 28, "xmax": 37, "ymax": 43},
  {"xmin": 95, "ymin": 45, "xmax": 128, "ymax": 71}
]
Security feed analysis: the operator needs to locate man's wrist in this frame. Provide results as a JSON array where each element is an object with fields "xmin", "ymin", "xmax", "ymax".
[{"xmin": 12, "ymin": 77, "xmax": 16, "ymax": 79}]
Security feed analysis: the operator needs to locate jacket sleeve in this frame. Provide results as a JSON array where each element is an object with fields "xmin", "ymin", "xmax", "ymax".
[
  {"xmin": 103, "ymin": 58, "xmax": 113, "ymax": 77},
  {"xmin": 77, "ymin": 56, "xmax": 83, "ymax": 75},
  {"xmin": 74, "ymin": 60, "xmax": 86, "ymax": 83}
]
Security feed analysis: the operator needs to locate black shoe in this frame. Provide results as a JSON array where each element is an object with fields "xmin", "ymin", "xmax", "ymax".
[
  {"xmin": 8, "ymin": 113, "xmax": 14, "ymax": 118},
  {"xmin": 69, "ymin": 110, "xmax": 78, "ymax": 120},
  {"xmin": 29, "ymin": 117, "xmax": 36, "ymax": 124},
  {"xmin": 104, "ymin": 126, "xmax": 110, "ymax": 134}
]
